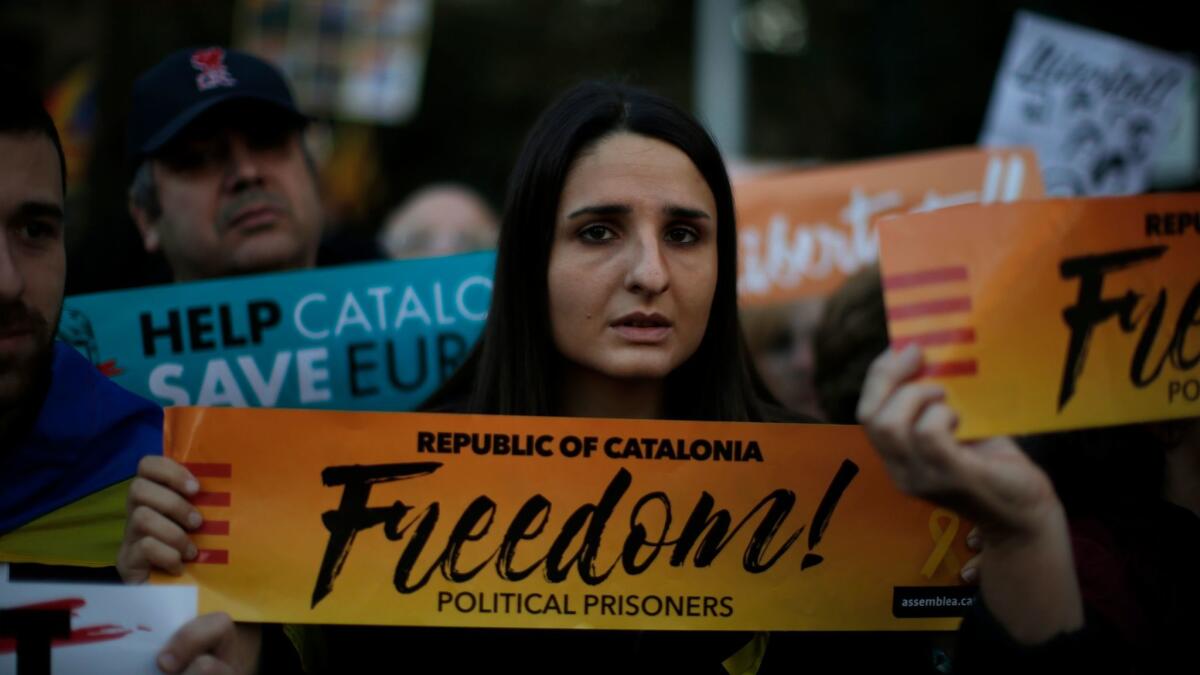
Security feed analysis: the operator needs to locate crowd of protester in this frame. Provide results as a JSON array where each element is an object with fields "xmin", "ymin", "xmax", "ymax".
[{"xmin": 1, "ymin": 45, "xmax": 1196, "ymax": 675}]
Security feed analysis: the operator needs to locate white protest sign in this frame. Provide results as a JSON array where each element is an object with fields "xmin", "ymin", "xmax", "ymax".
[
  {"xmin": 0, "ymin": 581, "xmax": 196, "ymax": 675},
  {"xmin": 980, "ymin": 11, "xmax": 1195, "ymax": 196}
]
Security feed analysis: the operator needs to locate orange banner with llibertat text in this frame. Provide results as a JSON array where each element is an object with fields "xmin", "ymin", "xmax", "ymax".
[
  {"xmin": 878, "ymin": 193, "xmax": 1200, "ymax": 439},
  {"xmin": 735, "ymin": 146, "xmax": 1043, "ymax": 305},
  {"xmin": 153, "ymin": 407, "xmax": 974, "ymax": 631}
]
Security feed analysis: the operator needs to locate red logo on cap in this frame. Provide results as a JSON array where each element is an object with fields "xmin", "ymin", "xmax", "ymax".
[{"xmin": 191, "ymin": 47, "xmax": 237, "ymax": 91}]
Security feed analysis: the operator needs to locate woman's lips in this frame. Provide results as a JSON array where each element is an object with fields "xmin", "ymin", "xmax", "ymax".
[
  {"xmin": 610, "ymin": 312, "xmax": 673, "ymax": 344},
  {"xmin": 611, "ymin": 324, "xmax": 672, "ymax": 343}
]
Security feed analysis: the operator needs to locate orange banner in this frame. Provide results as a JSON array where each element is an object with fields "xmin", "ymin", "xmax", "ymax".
[
  {"xmin": 155, "ymin": 408, "xmax": 974, "ymax": 631},
  {"xmin": 878, "ymin": 194, "xmax": 1200, "ymax": 439},
  {"xmin": 736, "ymin": 147, "xmax": 1043, "ymax": 305}
]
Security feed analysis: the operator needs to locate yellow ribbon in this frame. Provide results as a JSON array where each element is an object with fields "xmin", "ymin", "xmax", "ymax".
[
  {"xmin": 722, "ymin": 632, "xmax": 770, "ymax": 675},
  {"xmin": 920, "ymin": 508, "xmax": 961, "ymax": 579}
]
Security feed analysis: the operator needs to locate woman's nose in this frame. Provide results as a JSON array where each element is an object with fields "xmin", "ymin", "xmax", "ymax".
[{"xmin": 624, "ymin": 229, "xmax": 669, "ymax": 296}]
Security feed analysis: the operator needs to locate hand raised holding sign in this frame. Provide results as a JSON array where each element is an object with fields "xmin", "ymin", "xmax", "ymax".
[
  {"xmin": 118, "ymin": 456, "xmax": 262, "ymax": 674},
  {"xmin": 155, "ymin": 612, "xmax": 261, "ymax": 675},
  {"xmin": 119, "ymin": 456, "xmax": 203, "ymax": 582},
  {"xmin": 857, "ymin": 345, "xmax": 1084, "ymax": 644},
  {"xmin": 857, "ymin": 345, "xmax": 1059, "ymax": 536}
]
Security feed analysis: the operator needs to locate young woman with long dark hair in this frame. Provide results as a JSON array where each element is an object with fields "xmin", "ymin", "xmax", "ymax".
[
  {"xmin": 118, "ymin": 81, "xmax": 805, "ymax": 674},
  {"xmin": 424, "ymin": 82, "xmax": 787, "ymax": 423}
]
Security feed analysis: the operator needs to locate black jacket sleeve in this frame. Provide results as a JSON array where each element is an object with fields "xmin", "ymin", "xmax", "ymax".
[{"xmin": 954, "ymin": 595, "xmax": 1131, "ymax": 675}]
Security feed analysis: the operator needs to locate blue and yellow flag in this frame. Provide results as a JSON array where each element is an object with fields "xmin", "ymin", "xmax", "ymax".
[{"xmin": 0, "ymin": 342, "xmax": 162, "ymax": 567}]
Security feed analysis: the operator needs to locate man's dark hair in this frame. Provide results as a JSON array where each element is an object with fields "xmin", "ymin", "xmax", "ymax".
[
  {"xmin": 0, "ymin": 70, "xmax": 67, "ymax": 193},
  {"xmin": 425, "ymin": 81, "xmax": 790, "ymax": 422}
]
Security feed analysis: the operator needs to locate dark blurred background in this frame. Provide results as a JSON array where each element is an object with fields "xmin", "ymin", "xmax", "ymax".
[{"xmin": 1, "ymin": 0, "xmax": 1194, "ymax": 294}]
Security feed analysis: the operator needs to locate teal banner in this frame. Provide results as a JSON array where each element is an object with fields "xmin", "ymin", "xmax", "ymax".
[{"xmin": 58, "ymin": 252, "xmax": 494, "ymax": 411}]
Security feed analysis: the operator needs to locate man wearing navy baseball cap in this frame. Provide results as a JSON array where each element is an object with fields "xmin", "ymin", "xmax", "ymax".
[
  {"xmin": 126, "ymin": 47, "xmax": 322, "ymax": 282},
  {"xmin": 117, "ymin": 47, "xmax": 321, "ymax": 675}
]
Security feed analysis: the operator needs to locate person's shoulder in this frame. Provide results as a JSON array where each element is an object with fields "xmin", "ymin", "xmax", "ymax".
[
  {"xmin": 50, "ymin": 341, "xmax": 161, "ymax": 417},
  {"xmin": 43, "ymin": 341, "xmax": 162, "ymax": 448}
]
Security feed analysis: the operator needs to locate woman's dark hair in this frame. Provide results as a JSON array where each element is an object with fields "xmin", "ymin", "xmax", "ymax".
[{"xmin": 425, "ymin": 81, "xmax": 789, "ymax": 422}]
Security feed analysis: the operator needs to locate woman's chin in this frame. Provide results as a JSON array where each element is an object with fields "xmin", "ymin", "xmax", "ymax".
[{"xmin": 595, "ymin": 357, "xmax": 679, "ymax": 381}]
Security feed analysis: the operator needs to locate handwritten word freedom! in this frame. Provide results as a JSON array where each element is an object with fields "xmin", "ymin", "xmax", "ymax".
[{"xmin": 311, "ymin": 446, "xmax": 860, "ymax": 607}]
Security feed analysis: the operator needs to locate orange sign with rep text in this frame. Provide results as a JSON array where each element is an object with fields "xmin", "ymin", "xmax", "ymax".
[
  {"xmin": 154, "ymin": 408, "xmax": 974, "ymax": 631},
  {"xmin": 878, "ymin": 194, "xmax": 1200, "ymax": 439}
]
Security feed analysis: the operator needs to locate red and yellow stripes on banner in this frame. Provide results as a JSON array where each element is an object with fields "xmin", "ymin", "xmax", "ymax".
[
  {"xmin": 878, "ymin": 193, "xmax": 1200, "ymax": 439},
  {"xmin": 154, "ymin": 407, "xmax": 974, "ymax": 631}
]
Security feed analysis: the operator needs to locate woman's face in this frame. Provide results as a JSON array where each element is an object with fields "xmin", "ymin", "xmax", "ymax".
[{"xmin": 547, "ymin": 132, "xmax": 718, "ymax": 381}]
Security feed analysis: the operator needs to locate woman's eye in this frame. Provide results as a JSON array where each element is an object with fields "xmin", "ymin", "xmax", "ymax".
[
  {"xmin": 20, "ymin": 221, "xmax": 60, "ymax": 243},
  {"xmin": 665, "ymin": 226, "xmax": 699, "ymax": 244},
  {"xmin": 579, "ymin": 224, "xmax": 616, "ymax": 242}
]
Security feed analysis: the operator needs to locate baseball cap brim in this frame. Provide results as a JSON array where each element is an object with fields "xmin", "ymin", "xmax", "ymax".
[{"xmin": 137, "ymin": 91, "xmax": 308, "ymax": 159}]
